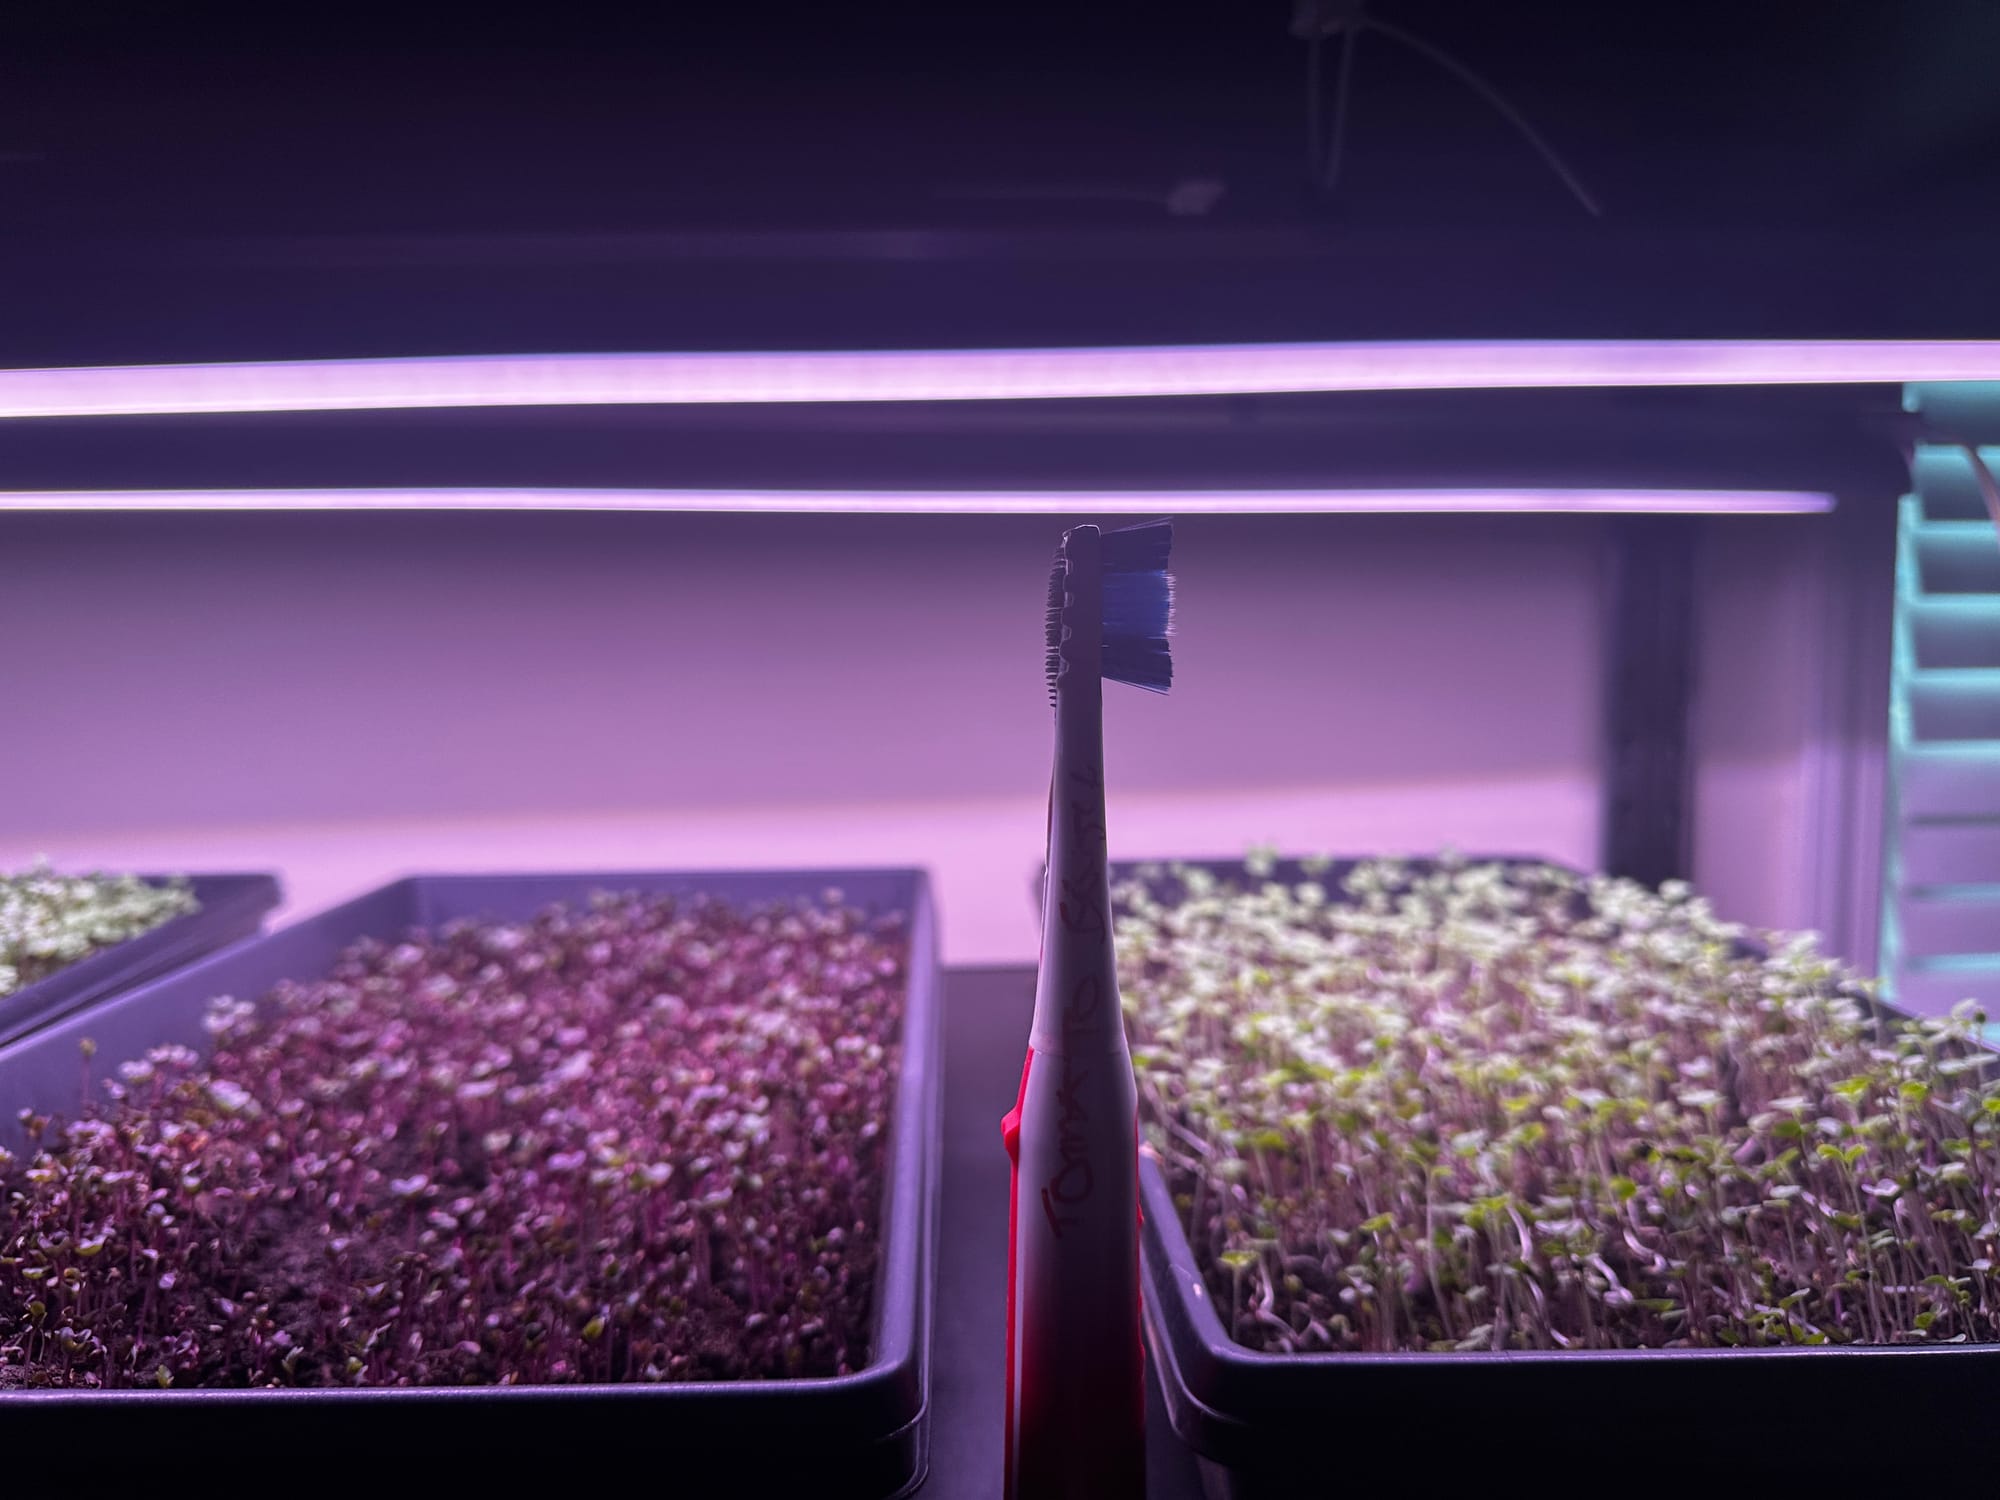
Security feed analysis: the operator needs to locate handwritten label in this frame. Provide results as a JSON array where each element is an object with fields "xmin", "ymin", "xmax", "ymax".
[
  {"xmin": 1040, "ymin": 1049, "xmax": 1093, "ymax": 1238},
  {"xmin": 1068, "ymin": 798, "xmax": 1105, "ymax": 854},
  {"xmin": 1057, "ymin": 874, "xmax": 1104, "ymax": 935},
  {"xmin": 1064, "ymin": 973, "xmax": 1102, "ymax": 1039}
]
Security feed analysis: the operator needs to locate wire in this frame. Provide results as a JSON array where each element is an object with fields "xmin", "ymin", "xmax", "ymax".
[
  {"xmin": 1962, "ymin": 443, "xmax": 2000, "ymax": 543},
  {"xmin": 1366, "ymin": 16, "xmax": 1602, "ymax": 218},
  {"xmin": 1296, "ymin": 3, "xmax": 1603, "ymax": 218},
  {"xmin": 1324, "ymin": 23, "xmax": 1361, "ymax": 193},
  {"xmin": 1307, "ymin": 31, "xmax": 1324, "ymax": 179}
]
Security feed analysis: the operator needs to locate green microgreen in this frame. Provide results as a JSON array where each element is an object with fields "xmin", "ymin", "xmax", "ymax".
[{"xmin": 1117, "ymin": 855, "xmax": 2000, "ymax": 1353}]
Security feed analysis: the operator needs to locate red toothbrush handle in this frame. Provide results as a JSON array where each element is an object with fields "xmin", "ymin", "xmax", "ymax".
[
  {"xmin": 1002, "ymin": 1052, "xmax": 1030, "ymax": 1500},
  {"xmin": 1002, "ymin": 1045, "xmax": 1145, "ymax": 1500}
]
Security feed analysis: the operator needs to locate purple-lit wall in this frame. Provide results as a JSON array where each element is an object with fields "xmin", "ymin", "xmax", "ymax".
[
  {"xmin": 1, "ymin": 511, "xmax": 1831, "ymax": 961},
  {"xmin": 1690, "ymin": 517, "xmax": 1841, "ymax": 944}
]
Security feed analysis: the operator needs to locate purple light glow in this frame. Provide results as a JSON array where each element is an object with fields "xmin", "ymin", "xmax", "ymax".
[
  {"xmin": 0, "ymin": 488, "xmax": 1837, "ymax": 515},
  {"xmin": 0, "ymin": 341, "xmax": 1993, "ymax": 417}
]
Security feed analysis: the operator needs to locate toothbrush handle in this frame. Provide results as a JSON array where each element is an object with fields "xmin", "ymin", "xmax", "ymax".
[
  {"xmin": 1003, "ymin": 1043, "xmax": 1146, "ymax": 1500},
  {"xmin": 1006, "ymin": 522, "xmax": 1145, "ymax": 1497}
]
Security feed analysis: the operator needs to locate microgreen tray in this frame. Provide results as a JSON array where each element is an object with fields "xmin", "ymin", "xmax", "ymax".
[
  {"xmin": 0, "ymin": 869, "xmax": 939, "ymax": 1498},
  {"xmin": 0, "ymin": 873, "xmax": 281, "ymax": 1048},
  {"xmin": 1118, "ymin": 857, "xmax": 2000, "ymax": 1495}
]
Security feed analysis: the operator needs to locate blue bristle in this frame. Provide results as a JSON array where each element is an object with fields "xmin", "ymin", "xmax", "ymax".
[
  {"xmin": 1099, "ymin": 519, "xmax": 1174, "ymax": 693},
  {"xmin": 1099, "ymin": 516, "xmax": 1173, "ymax": 577}
]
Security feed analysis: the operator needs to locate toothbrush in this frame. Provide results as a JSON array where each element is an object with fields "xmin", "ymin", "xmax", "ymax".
[{"xmin": 1004, "ymin": 519, "xmax": 1173, "ymax": 1500}]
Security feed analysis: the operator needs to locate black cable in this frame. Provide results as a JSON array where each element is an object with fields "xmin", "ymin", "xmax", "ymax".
[
  {"xmin": 1323, "ymin": 22, "xmax": 1360, "ymax": 193},
  {"xmin": 1366, "ymin": 14, "xmax": 1602, "ymax": 218}
]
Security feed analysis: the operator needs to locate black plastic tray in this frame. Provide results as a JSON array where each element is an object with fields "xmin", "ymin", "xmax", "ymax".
[
  {"xmin": 0, "ymin": 872, "xmax": 281, "ymax": 1047},
  {"xmin": 0, "ymin": 868, "xmax": 940, "ymax": 1498},
  {"xmin": 1121, "ymin": 857, "xmax": 2000, "ymax": 1494}
]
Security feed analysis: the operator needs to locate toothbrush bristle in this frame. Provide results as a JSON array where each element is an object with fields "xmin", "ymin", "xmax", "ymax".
[
  {"xmin": 1043, "ymin": 519, "xmax": 1174, "ymax": 703},
  {"xmin": 1043, "ymin": 550, "xmax": 1067, "ymax": 705},
  {"xmin": 1100, "ymin": 519, "xmax": 1174, "ymax": 694}
]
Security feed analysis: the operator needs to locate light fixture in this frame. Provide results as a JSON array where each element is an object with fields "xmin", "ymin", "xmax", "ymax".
[
  {"xmin": 0, "ymin": 488, "xmax": 1836, "ymax": 515},
  {"xmin": 0, "ymin": 341, "xmax": 1996, "ymax": 419}
]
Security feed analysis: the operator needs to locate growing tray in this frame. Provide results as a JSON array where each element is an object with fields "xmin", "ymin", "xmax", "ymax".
[
  {"xmin": 0, "ymin": 868, "xmax": 940, "ymax": 1498},
  {"xmin": 0, "ymin": 872, "xmax": 281, "ymax": 1048},
  {"xmin": 1118, "ymin": 857, "xmax": 2000, "ymax": 1495}
]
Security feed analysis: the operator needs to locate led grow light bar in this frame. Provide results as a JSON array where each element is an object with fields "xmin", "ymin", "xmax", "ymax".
[
  {"xmin": 0, "ymin": 488, "xmax": 1836, "ymax": 515},
  {"xmin": 1, "ymin": 341, "xmax": 1998, "ymax": 418}
]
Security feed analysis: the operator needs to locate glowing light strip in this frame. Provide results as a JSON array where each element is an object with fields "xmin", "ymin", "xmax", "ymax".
[
  {"xmin": 0, "ymin": 488, "xmax": 1836, "ymax": 515},
  {"xmin": 0, "ymin": 341, "xmax": 1996, "ymax": 418}
]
